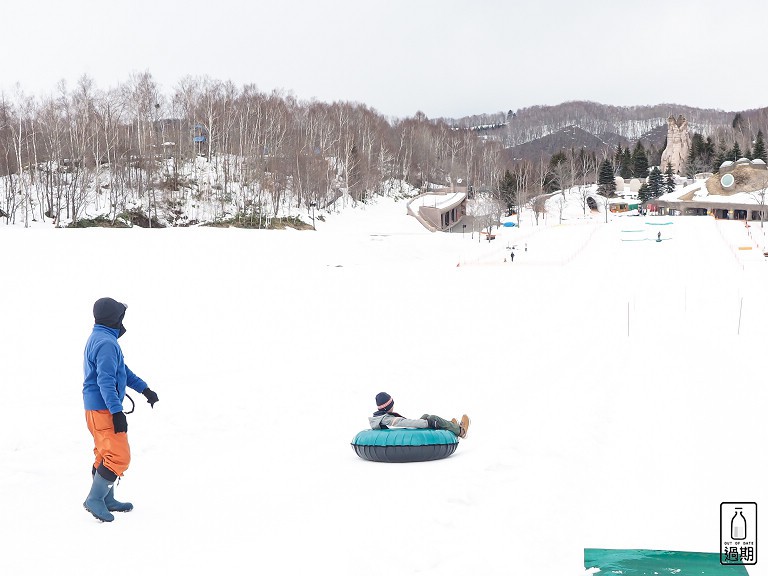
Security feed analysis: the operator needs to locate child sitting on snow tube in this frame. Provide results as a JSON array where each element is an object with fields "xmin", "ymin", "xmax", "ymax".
[{"xmin": 369, "ymin": 392, "xmax": 469, "ymax": 438}]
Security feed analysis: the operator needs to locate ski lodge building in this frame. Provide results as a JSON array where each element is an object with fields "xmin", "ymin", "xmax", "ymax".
[
  {"xmin": 655, "ymin": 159, "xmax": 768, "ymax": 220},
  {"xmin": 407, "ymin": 187, "xmax": 468, "ymax": 232}
]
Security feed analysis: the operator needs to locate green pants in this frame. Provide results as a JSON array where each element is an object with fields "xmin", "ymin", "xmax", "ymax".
[{"xmin": 420, "ymin": 414, "xmax": 461, "ymax": 436}]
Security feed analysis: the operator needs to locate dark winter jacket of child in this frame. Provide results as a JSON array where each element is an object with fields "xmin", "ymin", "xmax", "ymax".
[{"xmin": 83, "ymin": 325, "xmax": 148, "ymax": 414}]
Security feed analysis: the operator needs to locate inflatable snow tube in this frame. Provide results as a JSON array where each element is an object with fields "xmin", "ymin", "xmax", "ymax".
[{"xmin": 351, "ymin": 429, "xmax": 458, "ymax": 463}]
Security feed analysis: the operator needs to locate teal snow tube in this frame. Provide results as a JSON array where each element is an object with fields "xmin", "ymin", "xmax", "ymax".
[{"xmin": 351, "ymin": 429, "xmax": 458, "ymax": 463}]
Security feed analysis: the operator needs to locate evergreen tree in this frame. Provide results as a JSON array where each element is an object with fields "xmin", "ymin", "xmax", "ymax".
[
  {"xmin": 690, "ymin": 133, "xmax": 705, "ymax": 159},
  {"xmin": 684, "ymin": 132, "xmax": 712, "ymax": 177},
  {"xmin": 549, "ymin": 151, "xmax": 567, "ymax": 168},
  {"xmin": 731, "ymin": 141, "xmax": 743, "ymax": 161},
  {"xmin": 499, "ymin": 169, "xmax": 517, "ymax": 215},
  {"xmin": 714, "ymin": 138, "xmax": 729, "ymax": 172},
  {"xmin": 664, "ymin": 162, "xmax": 676, "ymax": 195},
  {"xmin": 704, "ymin": 137, "xmax": 716, "ymax": 168},
  {"xmin": 686, "ymin": 132, "xmax": 704, "ymax": 169},
  {"xmin": 622, "ymin": 148, "xmax": 632, "ymax": 178},
  {"xmin": 597, "ymin": 159, "xmax": 616, "ymax": 196},
  {"xmin": 753, "ymin": 130, "xmax": 767, "ymax": 163},
  {"xmin": 746, "ymin": 147, "xmax": 753, "ymax": 160},
  {"xmin": 618, "ymin": 147, "xmax": 632, "ymax": 179},
  {"xmin": 638, "ymin": 183, "xmax": 651, "ymax": 203},
  {"xmin": 685, "ymin": 145, "xmax": 698, "ymax": 180},
  {"xmin": 631, "ymin": 141, "xmax": 649, "ymax": 178},
  {"xmin": 733, "ymin": 113, "xmax": 745, "ymax": 132},
  {"xmin": 648, "ymin": 167, "xmax": 664, "ymax": 198}
]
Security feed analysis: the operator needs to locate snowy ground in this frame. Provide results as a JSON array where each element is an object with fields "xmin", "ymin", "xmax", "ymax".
[{"xmin": 1, "ymin": 195, "xmax": 766, "ymax": 575}]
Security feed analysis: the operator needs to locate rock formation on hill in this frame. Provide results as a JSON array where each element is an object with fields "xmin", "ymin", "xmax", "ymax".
[{"xmin": 660, "ymin": 115, "xmax": 691, "ymax": 174}]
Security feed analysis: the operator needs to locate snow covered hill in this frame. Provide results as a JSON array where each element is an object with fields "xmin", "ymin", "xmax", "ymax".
[{"xmin": 1, "ymin": 195, "xmax": 766, "ymax": 576}]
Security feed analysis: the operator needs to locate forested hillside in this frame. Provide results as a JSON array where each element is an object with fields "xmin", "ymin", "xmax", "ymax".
[
  {"xmin": 1, "ymin": 75, "xmax": 767, "ymax": 228},
  {"xmin": 0, "ymin": 74, "xmax": 510, "ymax": 227},
  {"xmin": 454, "ymin": 101, "xmax": 768, "ymax": 163}
]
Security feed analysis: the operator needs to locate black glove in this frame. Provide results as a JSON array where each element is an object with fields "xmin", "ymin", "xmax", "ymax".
[
  {"xmin": 426, "ymin": 418, "xmax": 438, "ymax": 429},
  {"xmin": 113, "ymin": 411, "xmax": 128, "ymax": 433},
  {"xmin": 142, "ymin": 387, "xmax": 159, "ymax": 408}
]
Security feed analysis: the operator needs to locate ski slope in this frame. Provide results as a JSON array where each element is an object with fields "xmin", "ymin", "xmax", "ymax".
[{"xmin": 1, "ymin": 197, "xmax": 766, "ymax": 576}]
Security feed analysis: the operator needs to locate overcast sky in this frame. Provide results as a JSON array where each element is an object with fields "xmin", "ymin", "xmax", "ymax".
[{"xmin": 3, "ymin": 0, "xmax": 766, "ymax": 119}]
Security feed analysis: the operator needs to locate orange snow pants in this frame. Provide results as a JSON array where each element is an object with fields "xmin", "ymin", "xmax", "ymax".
[{"xmin": 86, "ymin": 410, "xmax": 131, "ymax": 477}]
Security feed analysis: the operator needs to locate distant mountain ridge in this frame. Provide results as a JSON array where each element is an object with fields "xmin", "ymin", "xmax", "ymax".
[{"xmin": 447, "ymin": 100, "xmax": 768, "ymax": 161}]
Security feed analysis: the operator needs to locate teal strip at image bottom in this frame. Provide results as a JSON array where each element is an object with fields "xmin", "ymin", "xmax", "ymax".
[{"xmin": 584, "ymin": 549, "xmax": 750, "ymax": 575}]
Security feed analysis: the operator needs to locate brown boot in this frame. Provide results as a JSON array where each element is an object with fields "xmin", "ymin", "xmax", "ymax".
[
  {"xmin": 451, "ymin": 418, "xmax": 458, "ymax": 425},
  {"xmin": 459, "ymin": 414, "xmax": 470, "ymax": 439}
]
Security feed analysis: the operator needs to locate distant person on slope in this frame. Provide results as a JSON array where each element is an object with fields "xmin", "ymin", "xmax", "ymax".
[
  {"xmin": 82, "ymin": 297, "xmax": 160, "ymax": 522},
  {"xmin": 369, "ymin": 392, "xmax": 469, "ymax": 438}
]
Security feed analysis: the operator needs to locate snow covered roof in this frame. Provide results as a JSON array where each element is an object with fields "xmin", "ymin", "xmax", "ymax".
[
  {"xmin": 657, "ymin": 178, "xmax": 767, "ymax": 206},
  {"xmin": 410, "ymin": 192, "xmax": 466, "ymax": 210},
  {"xmin": 655, "ymin": 163, "xmax": 768, "ymax": 208},
  {"xmin": 693, "ymin": 186, "xmax": 709, "ymax": 198},
  {"xmin": 658, "ymin": 181, "xmax": 699, "ymax": 202}
]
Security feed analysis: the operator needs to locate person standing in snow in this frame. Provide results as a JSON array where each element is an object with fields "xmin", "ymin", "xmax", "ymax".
[
  {"xmin": 82, "ymin": 297, "xmax": 159, "ymax": 522},
  {"xmin": 369, "ymin": 392, "xmax": 469, "ymax": 438}
]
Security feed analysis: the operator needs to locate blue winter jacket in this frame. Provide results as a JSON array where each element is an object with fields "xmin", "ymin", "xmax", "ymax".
[{"xmin": 83, "ymin": 325, "xmax": 147, "ymax": 414}]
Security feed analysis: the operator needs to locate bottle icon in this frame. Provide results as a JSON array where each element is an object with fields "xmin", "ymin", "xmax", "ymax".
[{"xmin": 731, "ymin": 508, "xmax": 747, "ymax": 540}]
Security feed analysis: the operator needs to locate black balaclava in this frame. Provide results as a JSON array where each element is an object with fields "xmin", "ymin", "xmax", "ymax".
[{"xmin": 93, "ymin": 297, "xmax": 127, "ymax": 338}]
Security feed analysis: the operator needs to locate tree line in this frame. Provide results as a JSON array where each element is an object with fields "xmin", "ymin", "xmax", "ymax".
[
  {"xmin": 455, "ymin": 101, "xmax": 765, "ymax": 149},
  {"xmin": 685, "ymin": 127, "xmax": 767, "ymax": 177},
  {"xmin": 3, "ymin": 75, "xmax": 767, "ymax": 228},
  {"xmin": 0, "ymin": 74, "xmax": 512, "ymax": 227}
]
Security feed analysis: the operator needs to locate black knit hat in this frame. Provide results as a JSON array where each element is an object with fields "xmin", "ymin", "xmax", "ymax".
[{"xmin": 375, "ymin": 392, "xmax": 394, "ymax": 413}]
